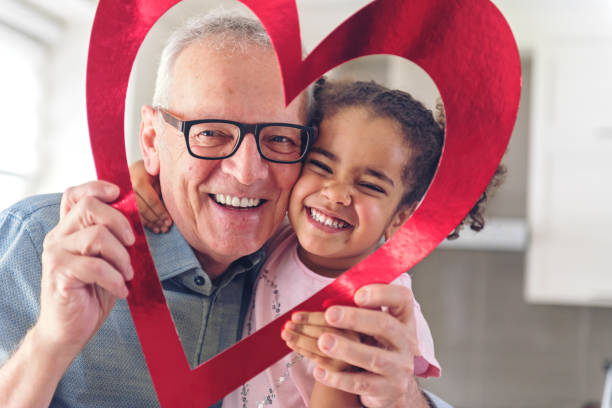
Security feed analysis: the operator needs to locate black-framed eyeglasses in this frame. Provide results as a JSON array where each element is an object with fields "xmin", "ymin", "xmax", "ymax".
[{"xmin": 158, "ymin": 109, "xmax": 316, "ymax": 164}]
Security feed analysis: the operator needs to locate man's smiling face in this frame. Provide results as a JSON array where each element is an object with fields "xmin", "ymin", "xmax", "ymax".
[{"xmin": 141, "ymin": 41, "xmax": 305, "ymax": 277}]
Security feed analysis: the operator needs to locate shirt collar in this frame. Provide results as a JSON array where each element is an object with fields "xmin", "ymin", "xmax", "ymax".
[
  {"xmin": 144, "ymin": 225, "xmax": 265, "ymax": 296},
  {"xmin": 144, "ymin": 225, "xmax": 201, "ymax": 281}
]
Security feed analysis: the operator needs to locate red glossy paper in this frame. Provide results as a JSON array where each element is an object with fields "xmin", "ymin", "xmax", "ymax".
[{"xmin": 86, "ymin": 0, "xmax": 521, "ymax": 406}]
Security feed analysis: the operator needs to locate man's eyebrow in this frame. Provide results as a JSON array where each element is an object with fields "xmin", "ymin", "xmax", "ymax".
[
  {"xmin": 309, "ymin": 147, "xmax": 337, "ymax": 161},
  {"xmin": 365, "ymin": 168, "xmax": 395, "ymax": 187}
]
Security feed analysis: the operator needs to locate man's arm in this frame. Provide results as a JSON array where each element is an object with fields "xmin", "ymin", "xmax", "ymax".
[
  {"xmin": 0, "ymin": 181, "xmax": 134, "ymax": 407},
  {"xmin": 306, "ymin": 284, "xmax": 448, "ymax": 408},
  {"xmin": 0, "ymin": 328, "xmax": 77, "ymax": 407},
  {"xmin": 423, "ymin": 390, "xmax": 453, "ymax": 408}
]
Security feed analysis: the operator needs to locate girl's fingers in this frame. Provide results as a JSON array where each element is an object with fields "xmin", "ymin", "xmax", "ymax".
[
  {"xmin": 285, "ymin": 321, "xmax": 341, "ymax": 339},
  {"xmin": 282, "ymin": 326, "xmax": 322, "ymax": 356},
  {"xmin": 134, "ymin": 189, "xmax": 167, "ymax": 221},
  {"xmin": 292, "ymin": 311, "xmax": 326, "ymax": 326},
  {"xmin": 129, "ymin": 159, "xmax": 172, "ymax": 232},
  {"xmin": 283, "ymin": 328, "xmax": 352, "ymax": 372},
  {"xmin": 134, "ymin": 192, "xmax": 164, "ymax": 232}
]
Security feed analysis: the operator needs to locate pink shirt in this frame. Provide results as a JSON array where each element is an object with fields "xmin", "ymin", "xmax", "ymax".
[{"xmin": 223, "ymin": 226, "xmax": 440, "ymax": 408}]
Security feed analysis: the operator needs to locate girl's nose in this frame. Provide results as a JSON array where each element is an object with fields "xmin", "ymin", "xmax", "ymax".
[{"xmin": 322, "ymin": 181, "xmax": 352, "ymax": 206}]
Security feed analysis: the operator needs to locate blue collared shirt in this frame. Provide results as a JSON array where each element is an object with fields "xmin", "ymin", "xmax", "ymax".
[{"xmin": 0, "ymin": 193, "xmax": 263, "ymax": 407}]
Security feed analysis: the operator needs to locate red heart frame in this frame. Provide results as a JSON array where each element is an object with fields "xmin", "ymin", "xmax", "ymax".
[{"xmin": 86, "ymin": 0, "xmax": 520, "ymax": 406}]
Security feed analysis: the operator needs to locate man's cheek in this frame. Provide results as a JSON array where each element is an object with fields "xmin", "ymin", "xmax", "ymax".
[{"xmin": 283, "ymin": 164, "xmax": 303, "ymax": 189}]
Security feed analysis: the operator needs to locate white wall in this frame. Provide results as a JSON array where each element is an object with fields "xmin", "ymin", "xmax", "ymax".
[
  {"xmin": 0, "ymin": 25, "xmax": 45, "ymax": 210},
  {"xmin": 34, "ymin": 21, "xmax": 97, "ymax": 195}
]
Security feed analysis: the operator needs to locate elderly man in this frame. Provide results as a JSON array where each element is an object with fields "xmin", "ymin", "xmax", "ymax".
[{"xmin": 0, "ymin": 11, "xmax": 449, "ymax": 408}]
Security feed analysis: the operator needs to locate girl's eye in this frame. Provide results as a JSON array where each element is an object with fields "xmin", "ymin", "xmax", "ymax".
[
  {"xmin": 359, "ymin": 182, "xmax": 386, "ymax": 194},
  {"xmin": 307, "ymin": 159, "xmax": 332, "ymax": 173}
]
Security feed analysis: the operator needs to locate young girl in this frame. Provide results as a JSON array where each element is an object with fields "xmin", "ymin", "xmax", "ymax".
[{"xmin": 131, "ymin": 79, "xmax": 498, "ymax": 407}]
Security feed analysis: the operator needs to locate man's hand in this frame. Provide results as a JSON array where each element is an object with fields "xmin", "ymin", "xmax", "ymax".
[
  {"xmin": 282, "ymin": 311, "xmax": 360, "ymax": 372},
  {"xmin": 307, "ymin": 284, "xmax": 429, "ymax": 408},
  {"xmin": 0, "ymin": 181, "xmax": 136, "ymax": 408},
  {"xmin": 37, "ymin": 180, "xmax": 135, "ymax": 354}
]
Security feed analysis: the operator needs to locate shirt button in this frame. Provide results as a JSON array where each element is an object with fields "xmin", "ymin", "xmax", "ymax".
[{"xmin": 194, "ymin": 275, "xmax": 205, "ymax": 286}]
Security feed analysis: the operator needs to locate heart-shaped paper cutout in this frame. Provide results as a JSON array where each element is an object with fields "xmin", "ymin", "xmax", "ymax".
[{"xmin": 86, "ymin": 0, "xmax": 520, "ymax": 406}]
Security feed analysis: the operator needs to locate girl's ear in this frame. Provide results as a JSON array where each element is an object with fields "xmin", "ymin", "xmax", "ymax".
[
  {"xmin": 384, "ymin": 203, "xmax": 417, "ymax": 241},
  {"xmin": 139, "ymin": 105, "xmax": 161, "ymax": 176}
]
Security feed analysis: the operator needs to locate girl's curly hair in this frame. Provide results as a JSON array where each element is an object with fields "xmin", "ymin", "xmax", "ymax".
[
  {"xmin": 434, "ymin": 99, "xmax": 507, "ymax": 239},
  {"xmin": 308, "ymin": 77, "xmax": 506, "ymax": 240}
]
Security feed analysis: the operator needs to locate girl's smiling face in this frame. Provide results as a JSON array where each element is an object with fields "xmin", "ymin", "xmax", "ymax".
[{"xmin": 288, "ymin": 106, "xmax": 415, "ymax": 275}]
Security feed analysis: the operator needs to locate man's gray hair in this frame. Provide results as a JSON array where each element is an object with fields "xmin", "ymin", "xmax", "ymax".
[{"xmin": 152, "ymin": 8, "xmax": 273, "ymax": 109}]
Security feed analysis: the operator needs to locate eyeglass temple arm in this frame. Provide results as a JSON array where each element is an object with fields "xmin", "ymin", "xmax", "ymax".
[{"xmin": 159, "ymin": 109, "xmax": 184, "ymax": 132}]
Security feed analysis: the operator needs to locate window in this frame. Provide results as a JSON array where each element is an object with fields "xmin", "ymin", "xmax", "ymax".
[{"xmin": 0, "ymin": 30, "xmax": 42, "ymax": 210}]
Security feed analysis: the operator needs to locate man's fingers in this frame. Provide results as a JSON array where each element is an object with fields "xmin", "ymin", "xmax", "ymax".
[
  {"xmin": 43, "ymin": 223, "xmax": 135, "ymax": 298},
  {"xmin": 315, "ymin": 332, "xmax": 408, "ymax": 377},
  {"xmin": 66, "ymin": 253, "xmax": 129, "ymax": 299},
  {"xmin": 323, "ymin": 306, "xmax": 414, "ymax": 352},
  {"xmin": 45, "ymin": 250, "xmax": 129, "ymax": 299},
  {"xmin": 55, "ymin": 196, "xmax": 135, "ymax": 247},
  {"xmin": 60, "ymin": 181, "xmax": 120, "ymax": 218},
  {"xmin": 354, "ymin": 284, "xmax": 415, "ymax": 323},
  {"xmin": 316, "ymin": 285, "xmax": 423, "ymax": 407},
  {"xmin": 312, "ymin": 367, "xmax": 389, "ymax": 401},
  {"xmin": 313, "ymin": 367, "xmax": 419, "ymax": 408},
  {"xmin": 58, "ymin": 226, "xmax": 134, "ymax": 281}
]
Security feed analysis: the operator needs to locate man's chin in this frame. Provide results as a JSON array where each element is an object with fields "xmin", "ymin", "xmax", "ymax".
[{"xmin": 203, "ymin": 231, "xmax": 267, "ymax": 258}]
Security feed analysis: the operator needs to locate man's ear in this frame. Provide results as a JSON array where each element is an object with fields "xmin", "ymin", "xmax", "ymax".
[
  {"xmin": 384, "ymin": 203, "xmax": 417, "ymax": 241},
  {"xmin": 139, "ymin": 105, "xmax": 161, "ymax": 176}
]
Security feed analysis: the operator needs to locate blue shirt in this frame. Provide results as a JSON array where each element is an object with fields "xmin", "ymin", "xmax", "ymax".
[{"xmin": 0, "ymin": 194, "xmax": 263, "ymax": 408}]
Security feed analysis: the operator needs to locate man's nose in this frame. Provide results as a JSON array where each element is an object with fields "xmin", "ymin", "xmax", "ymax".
[
  {"xmin": 220, "ymin": 133, "xmax": 268, "ymax": 185},
  {"xmin": 322, "ymin": 181, "xmax": 352, "ymax": 206}
]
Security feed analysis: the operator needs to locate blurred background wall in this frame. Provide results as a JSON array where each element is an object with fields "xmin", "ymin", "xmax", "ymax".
[{"xmin": 1, "ymin": 1, "xmax": 611, "ymax": 407}]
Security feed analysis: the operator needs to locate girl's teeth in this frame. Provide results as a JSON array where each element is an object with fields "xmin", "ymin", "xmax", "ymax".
[{"xmin": 309, "ymin": 208, "xmax": 348, "ymax": 229}]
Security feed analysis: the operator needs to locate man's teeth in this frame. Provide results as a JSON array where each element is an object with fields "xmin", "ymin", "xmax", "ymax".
[
  {"xmin": 214, "ymin": 194, "xmax": 261, "ymax": 208},
  {"xmin": 309, "ymin": 208, "xmax": 349, "ymax": 229}
]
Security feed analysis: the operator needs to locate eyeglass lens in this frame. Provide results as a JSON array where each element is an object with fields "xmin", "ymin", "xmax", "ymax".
[{"xmin": 188, "ymin": 122, "xmax": 306, "ymax": 162}]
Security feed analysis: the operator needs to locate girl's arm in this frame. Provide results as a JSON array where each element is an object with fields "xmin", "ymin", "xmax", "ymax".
[
  {"xmin": 282, "ymin": 312, "xmax": 361, "ymax": 408},
  {"xmin": 128, "ymin": 160, "xmax": 172, "ymax": 233},
  {"xmin": 309, "ymin": 380, "xmax": 361, "ymax": 408}
]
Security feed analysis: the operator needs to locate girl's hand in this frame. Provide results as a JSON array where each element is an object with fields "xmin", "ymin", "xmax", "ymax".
[
  {"xmin": 282, "ymin": 311, "xmax": 360, "ymax": 372},
  {"xmin": 128, "ymin": 160, "xmax": 172, "ymax": 233}
]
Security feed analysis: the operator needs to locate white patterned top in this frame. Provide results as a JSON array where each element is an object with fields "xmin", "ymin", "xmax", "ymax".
[{"xmin": 222, "ymin": 225, "xmax": 440, "ymax": 408}]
